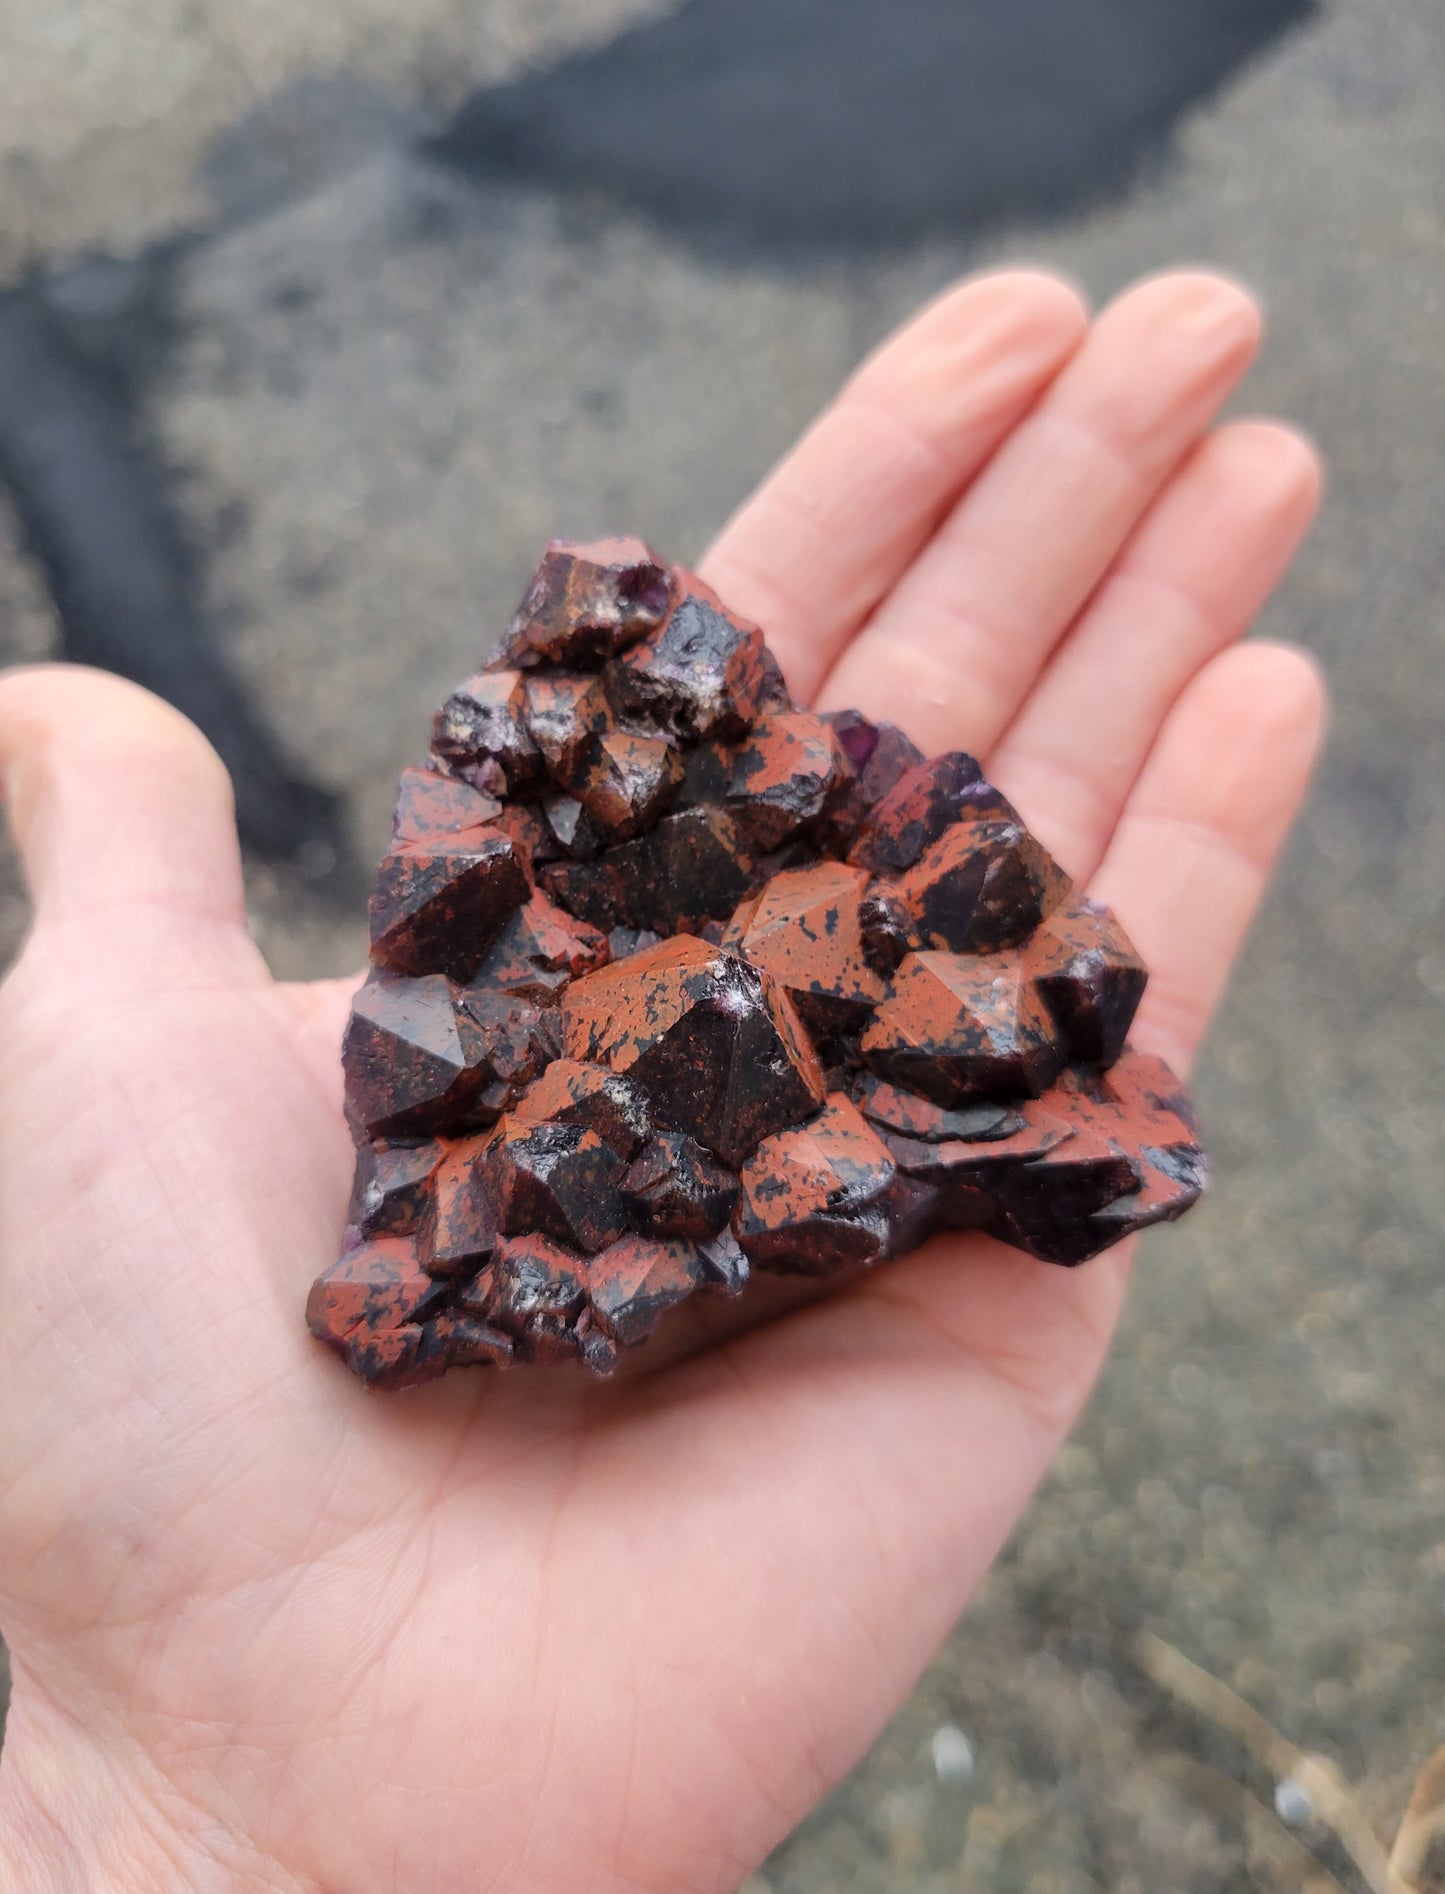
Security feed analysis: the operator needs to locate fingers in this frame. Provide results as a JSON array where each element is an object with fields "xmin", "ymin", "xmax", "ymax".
[
  {"xmin": 819, "ymin": 272, "xmax": 1262, "ymax": 751},
  {"xmin": 644, "ymin": 627, "xmax": 1320, "ymax": 1822},
  {"xmin": 653, "ymin": 647, "xmax": 1324, "ymax": 1778},
  {"xmin": 1088, "ymin": 640, "xmax": 1327, "ymax": 1075},
  {"xmin": 0, "ymin": 665, "xmax": 249, "ymax": 953},
  {"xmin": 699, "ymin": 270, "xmax": 1089, "ymax": 702},
  {"xmin": 986, "ymin": 420, "xmax": 1323, "ymax": 879}
]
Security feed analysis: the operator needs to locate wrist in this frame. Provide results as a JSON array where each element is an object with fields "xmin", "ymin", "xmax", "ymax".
[
  {"xmin": 0, "ymin": 1754, "xmax": 79, "ymax": 1894},
  {"xmin": 0, "ymin": 1731, "xmax": 125, "ymax": 1894},
  {"xmin": 0, "ymin": 1734, "xmax": 181, "ymax": 1894},
  {"xmin": 0, "ymin": 1688, "xmax": 296, "ymax": 1894}
]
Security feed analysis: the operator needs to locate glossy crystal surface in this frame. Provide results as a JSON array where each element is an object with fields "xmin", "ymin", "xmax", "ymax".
[{"xmin": 308, "ymin": 540, "xmax": 1205, "ymax": 1387}]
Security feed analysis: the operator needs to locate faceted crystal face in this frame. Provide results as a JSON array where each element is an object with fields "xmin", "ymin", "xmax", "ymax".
[
  {"xmin": 309, "ymin": 538, "xmax": 1205, "ymax": 1388},
  {"xmin": 726, "ymin": 859, "xmax": 886, "ymax": 1037},
  {"xmin": 859, "ymin": 949, "xmax": 1066, "ymax": 1105},
  {"xmin": 606, "ymin": 581, "xmax": 771, "ymax": 740},
  {"xmin": 497, "ymin": 536, "xmax": 674, "ymax": 670},
  {"xmin": 560, "ymin": 936, "xmax": 826, "ymax": 1168},
  {"xmin": 342, "ymin": 974, "xmax": 489, "ymax": 1140},
  {"xmin": 621, "ymin": 1131, "xmax": 737, "ymax": 1242},
  {"xmin": 468, "ymin": 892, "xmax": 610, "ymax": 1003},
  {"xmin": 725, "ymin": 712, "xmax": 851, "ymax": 850},
  {"xmin": 368, "ymin": 830, "xmax": 530, "ymax": 981},
  {"xmin": 735, "ymin": 1093, "xmax": 902, "ymax": 1275}
]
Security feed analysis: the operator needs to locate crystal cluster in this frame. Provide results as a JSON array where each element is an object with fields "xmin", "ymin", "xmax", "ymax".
[{"xmin": 309, "ymin": 539, "xmax": 1205, "ymax": 1388}]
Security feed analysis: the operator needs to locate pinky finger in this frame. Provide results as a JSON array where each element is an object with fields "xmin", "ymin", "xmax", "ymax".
[{"xmin": 1088, "ymin": 641, "xmax": 1327, "ymax": 1076}]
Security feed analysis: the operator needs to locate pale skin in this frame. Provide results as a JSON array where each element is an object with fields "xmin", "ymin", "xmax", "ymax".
[{"xmin": 0, "ymin": 267, "xmax": 1326, "ymax": 1893}]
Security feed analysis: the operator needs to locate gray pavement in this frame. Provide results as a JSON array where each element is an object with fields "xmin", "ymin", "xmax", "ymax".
[{"xmin": 1, "ymin": 2, "xmax": 1442, "ymax": 1888}]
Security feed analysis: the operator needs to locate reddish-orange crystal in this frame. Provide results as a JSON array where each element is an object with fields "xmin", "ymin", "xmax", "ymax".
[{"xmin": 309, "ymin": 540, "xmax": 1205, "ymax": 1387}]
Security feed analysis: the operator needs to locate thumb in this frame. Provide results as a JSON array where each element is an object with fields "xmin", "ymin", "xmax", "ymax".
[{"xmin": 0, "ymin": 665, "xmax": 248, "ymax": 954}]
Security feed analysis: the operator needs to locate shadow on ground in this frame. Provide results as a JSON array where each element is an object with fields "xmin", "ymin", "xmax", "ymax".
[{"xmin": 439, "ymin": 0, "xmax": 1315, "ymax": 254}]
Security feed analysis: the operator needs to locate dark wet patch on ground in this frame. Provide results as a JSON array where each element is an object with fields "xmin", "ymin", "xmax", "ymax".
[
  {"xmin": 436, "ymin": 0, "xmax": 1316, "ymax": 255},
  {"xmin": 0, "ymin": 262, "xmax": 355, "ymax": 881}
]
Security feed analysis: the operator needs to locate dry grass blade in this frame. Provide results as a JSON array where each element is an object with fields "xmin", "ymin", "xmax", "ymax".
[
  {"xmin": 1160, "ymin": 1754, "xmax": 1353, "ymax": 1894},
  {"xmin": 1135, "ymin": 1632, "xmax": 1394, "ymax": 1894},
  {"xmin": 1388, "ymin": 1746, "xmax": 1445, "ymax": 1893}
]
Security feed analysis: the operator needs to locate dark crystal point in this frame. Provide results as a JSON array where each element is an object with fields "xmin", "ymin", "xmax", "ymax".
[
  {"xmin": 423, "ymin": 1133, "xmax": 501, "ymax": 1279},
  {"xmin": 618, "ymin": 806, "xmax": 760, "ymax": 931},
  {"xmin": 343, "ymin": 974, "xmax": 489, "ymax": 1139},
  {"xmin": 498, "ymin": 536, "xmax": 673, "ymax": 669},
  {"xmin": 848, "ymin": 751, "xmax": 1000, "ymax": 873},
  {"xmin": 622, "ymin": 1131, "xmax": 738, "ymax": 1240},
  {"xmin": 820, "ymin": 707, "xmax": 878, "ymax": 772},
  {"xmin": 523, "ymin": 672, "xmax": 613, "ymax": 783},
  {"xmin": 542, "ymin": 805, "xmax": 758, "ymax": 935},
  {"xmin": 431, "ymin": 669, "xmax": 548, "ymax": 796},
  {"xmin": 818, "ymin": 715, "xmax": 925, "ymax": 853},
  {"xmin": 586, "ymin": 1235, "xmax": 703, "ymax": 1345},
  {"xmin": 725, "ymin": 711, "xmax": 851, "ymax": 851},
  {"xmin": 391, "ymin": 767, "xmax": 502, "ymax": 845},
  {"xmin": 860, "ymin": 950, "xmax": 1065, "ymax": 1106},
  {"xmin": 454, "ymin": 988, "xmax": 553, "ymax": 1119},
  {"xmin": 314, "ymin": 542, "xmax": 1205, "ymax": 1387},
  {"xmin": 888, "ymin": 812, "xmax": 1072, "ymax": 956},
  {"xmin": 736, "ymin": 1094, "xmax": 900, "ymax": 1274},
  {"xmin": 349, "ymin": 1140, "xmax": 445, "ymax": 1237},
  {"xmin": 1027, "ymin": 896, "xmax": 1148, "ymax": 1067},
  {"xmin": 562, "ymin": 936, "xmax": 825, "ymax": 1168},
  {"xmin": 307, "ymin": 1236, "xmax": 453, "ymax": 1388},
  {"xmin": 308, "ymin": 1234, "xmax": 449, "ymax": 1346},
  {"xmin": 569, "ymin": 728, "xmax": 684, "ymax": 841},
  {"xmin": 607, "ymin": 582, "xmax": 769, "ymax": 739},
  {"xmin": 727, "ymin": 859, "xmax": 885, "ymax": 1036},
  {"xmin": 369, "ymin": 828, "xmax": 529, "ymax": 980},
  {"xmin": 488, "ymin": 1232, "xmax": 589, "ymax": 1361},
  {"xmin": 485, "ymin": 1120, "xmax": 628, "ymax": 1255},
  {"xmin": 468, "ymin": 892, "xmax": 610, "ymax": 1003},
  {"xmin": 508, "ymin": 1057, "xmax": 652, "ymax": 1158},
  {"xmin": 541, "ymin": 793, "xmax": 606, "ymax": 861}
]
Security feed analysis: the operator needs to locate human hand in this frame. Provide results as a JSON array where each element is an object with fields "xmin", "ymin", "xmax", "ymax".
[{"xmin": 0, "ymin": 268, "xmax": 1324, "ymax": 1892}]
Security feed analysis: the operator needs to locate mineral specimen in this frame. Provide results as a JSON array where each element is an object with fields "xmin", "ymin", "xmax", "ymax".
[{"xmin": 309, "ymin": 538, "xmax": 1206, "ymax": 1388}]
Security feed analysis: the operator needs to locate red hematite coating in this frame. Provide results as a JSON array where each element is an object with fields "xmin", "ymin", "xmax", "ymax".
[
  {"xmin": 725, "ymin": 859, "xmax": 886, "ymax": 1038},
  {"xmin": 310, "ymin": 539, "xmax": 1207, "ymax": 1389},
  {"xmin": 859, "ymin": 949, "xmax": 1066, "ymax": 1106},
  {"xmin": 469, "ymin": 891, "xmax": 610, "ymax": 1002},
  {"xmin": 497, "ymin": 536, "xmax": 674, "ymax": 670},
  {"xmin": 735, "ymin": 1094, "xmax": 903, "ymax": 1275},
  {"xmin": 390, "ymin": 767, "xmax": 501, "ymax": 845},
  {"xmin": 368, "ymin": 828, "xmax": 530, "ymax": 981},
  {"xmin": 724, "ymin": 711, "xmax": 851, "ymax": 850}
]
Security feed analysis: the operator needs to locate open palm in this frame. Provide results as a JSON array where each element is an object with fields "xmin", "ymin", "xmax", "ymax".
[{"xmin": 0, "ymin": 269, "xmax": 1324, "ymax": 1893}]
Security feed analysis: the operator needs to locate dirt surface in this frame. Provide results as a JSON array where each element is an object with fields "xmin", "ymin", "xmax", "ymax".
[{"xmin": 1, "ymin": 2, "xmax": 1442, "ymax": 1887}]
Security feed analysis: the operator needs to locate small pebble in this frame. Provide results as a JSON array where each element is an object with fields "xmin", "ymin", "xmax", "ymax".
[
  {"xmin": 297, "ymin": 838, "xmax": 340, "ymax": 879},
  {"xmin": 1274, "ymin": 1777, "xmax": 1315, "ymax": 1826},
  {"xmin": 930, "ymin": 1723, "xmax": 975, "ymax": 1783},
  {"xmin": 1168, "ymin": 1360, "xmax": 1210, "ymax": 1407}
]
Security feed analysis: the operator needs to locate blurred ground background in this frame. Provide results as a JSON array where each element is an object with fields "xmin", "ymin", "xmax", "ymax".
[{"xmin": 0, "ymin": 2, "xmax": 1442, "ymax": 1888}]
